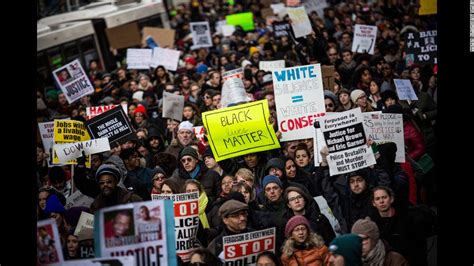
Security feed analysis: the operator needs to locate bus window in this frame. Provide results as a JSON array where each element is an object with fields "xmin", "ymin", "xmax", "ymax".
[
  {"xmin": 46, "ymin": 47, "xmax": 64, "ymax": 69},
  {"xmin": 63, "ymin": 42, "xmax": 80, "ymax": 62}
]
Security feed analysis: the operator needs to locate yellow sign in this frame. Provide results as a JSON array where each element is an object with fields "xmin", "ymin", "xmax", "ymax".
[
  {"xmin": 53, "ymin": 120, "xmax": 91, "ymax": 166},
  {"xmin": 202, "ymin": 100, "xmax": 280, "ymax": 161},
  {"xmin": 418, "ymin": 0, "xmax": 437, "ymax": 15}
]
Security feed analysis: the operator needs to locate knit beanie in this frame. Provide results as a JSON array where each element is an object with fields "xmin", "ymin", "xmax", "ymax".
[
  {"xmin": 180, "ymin": 146, "xmax": 199, "ymax": 160},
  {"xmin": 350, "ymin": 89, "xmax": 366, "ymax": 104},
  {"xmin": 44, "ymin": 194, "xmax": 66, "ymax": 215},
  {"xmin": 285, "ymin": 215, "xmax": 311, "ymax": 237},
  {"xmin": 262, "ymin": 175, "xmax": 283, "ymax": 189},
  {"xmin": 351, "ymin": 217, "xmax": 379, "ymax": 249},
  {"xmin": 329, "ymin": 234, "xmax": 363, "ymax": 266},
  {"xmin": 95, "ymin": 163, "xmax": 122, "ymax": 182}
]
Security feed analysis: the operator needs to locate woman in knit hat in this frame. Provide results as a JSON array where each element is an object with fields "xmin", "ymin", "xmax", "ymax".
[
  {"xmin": 281, "ymin": 215, "xmax": 329, "ymax": 265},
  {"xmin": 351, "ymin": 89, "xmax": 375, "ymax": 112}
]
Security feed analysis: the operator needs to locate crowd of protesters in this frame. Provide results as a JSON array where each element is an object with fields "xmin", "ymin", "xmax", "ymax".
[{"xmin": 37, "ymin": 0, "xmax": 437, "ymax": 264}]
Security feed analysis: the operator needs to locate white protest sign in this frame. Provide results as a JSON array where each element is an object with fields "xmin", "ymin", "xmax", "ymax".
[
  {"xmin": 314, "ymin": 196, "xmax": 342, "ymax": 236},
  {"xmin": 151, "ymin": 47, "xmax": 181, "ymax": 71},
  {"xmin": 271, "ymin": 3, "xmax": 286, "ymax": 15},
  {"xmin": 193, "ymin": 126, "xmax": 206, "ymax": 144},
  {"xmin": 86, "ymin": 104, "xmax": 128, "ymax": 120},
  {"xmin": 190, "ymin": 21, "xmax": 213, "ymax": 49},
  {"xmin": 394, "ymin": 79, "xmax": 418, "ymax": 101},
  {"xmin": 215, "ymin": 20, "xmax": 227, "ymax": 35},
  {"xmin": 259, "ymin": 60, "xmax": 285, "ymax": 73},
  {"xmin": 313, "ymin": 126, "xmax": 326, "ymax": 166},
  {"xmin": 74, "ymin": 211, "xmax": 94, "ymax": 236},
  {"xmin": 126, "ymin": 49, "xmax": 152, "ymax": 69},
  {"xmin": 222, "ymin": 67, "xmax": 244, "ymax": 81},
  {"xmin": 54, "ymin": 137, "xmax": 110, "ymax": 164},
  {"xmin": 223, "ymin": 228, "xmax": 276, "ymax": 264},
  {"xmin": 63, "ymin": 256, "xmax": 135, "ymax": 266},
  {"xmin": 303, "ymin": 0, "xmax": 328, "ymax": 18},
  {"xmin": 273, "ymin": 64, "xmax": 326, "ymax": 141},
  {"xmin": 222, "ymin": 25, "xmax": 236, "ymax": 37},
  {"xmin": 318, "ymin": 108, "xmax": 376, "ymax": 176},
  {"xmin": 363, "ymin": 112, "xmax": 405, "ymax": 163},
  {"xmin": 96, "ymin": 201, "xmax": 177, "ymax": 266},
  {"xmin": 52, "ymin": 59, "xmax": 94, "ymax": 104},
  {"xmin": 152, "ymin": 192, "xmax": 200, "ymax": 262},
  {"xmin": 287, "ymin": 6, "xmax": 313, "ymax": 38},
  {"xmin": 220, "ymin": 78, "xmax": 251, "ymax": 108},
  {"xmin": 163, "ymin": 91, "xmax": 185, "ymax": 121},
  {"xmin": 39, "ymin": 121, "xmax": 56, "ymax": 166},
  {"xmin": 37, "ymin": 219, "xmax": 65, "ymax": 265},
  {"xmin": 65, "ymin": 190, "xmax": 95, "ymax": 210},
  {"xmin": 352, "ymin": 24, "xmax": 377, "ymax": 55}
]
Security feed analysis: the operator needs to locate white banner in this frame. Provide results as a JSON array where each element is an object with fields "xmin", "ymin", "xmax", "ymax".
[
  {"xmin": 54, "ymin": 138, "xmax": 110, "ymax": 164},
  {"xmin": 127, "ymin": 49, "xmax": 152, "ymax": 69},
  {"xmin": 352, "ymin": 24, "xmax": 377, "ymax": 55},
  {"xmin": 151, "ymin": 47, "xmax": 181, "ymax": 71},
  {"xmin": 273, "ymin": 64, "xmax": 326, "ymax": 141},
  {"xmin": 318, "ymin": 108, "xmax": 376, "ymax": 176},
  {"xmin": 52, "ymin": 59, "xmax": 94, "ymax": 104}
]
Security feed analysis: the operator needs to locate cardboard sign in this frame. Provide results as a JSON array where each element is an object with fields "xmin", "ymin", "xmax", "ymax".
[
  {"xmin": 86, "ymin": 106, "xmax": 134, "ymax": 145},
  {"xmin": 419, "ymin": 0, "xmax": 437, "ymax": 15},
  {"xmin": 202, "ymin": 100, "xmax": 281, "ymax": 162},
  {"xmin": 220, "ymin": 78, "xmax": 251, "ymax": 108},
  {"xmin": 126, "ymin": 49, "xmax": 152, "ymax": 69},
  {"xmin": 162, "ymin": 92, "xmax": 185, "ymax": 122},
  {"xmin": 54, "ymin": 138, "xmax": 110, "ymax": 164},
  {"xmin": 37, "ymin": 219, "xmax": 65, "ymax": 265},
  {"xmin": 142, "ymin": 27, "xmax": 176, "ymax": 49},
  {"xmin": 362, "ymin": 112, "xmax": 406, "ymax": 163},
  {"xmin": 272, "ymin": 21, "xmax": 291, "ymax": 38},
  {"xmin": 190, "ymin": 21, "xmax": 213, "ymax": 49},
  {"xmin": 394, "ymin": 79, "xmax": 418, "ymax": 101},
  {"xmin": 226, "ymin": 12, "xmax": 255, "ymax": 31},
  {"xmin": 86, "ymin": 104, "xmax": 128, "ymax": 120},
  {"xmin": 223, "ymin": 228, "xmax": 276, "ymax": 264},
  {"xmin": 95, "ymin": 201, "xmax": 177, "ymax": 266},
  {"xmin": 152, "ymin": 192, "xmax": 200, "ymax": 262},
  {"xmin": 287, "ymin": 6, "xmax": 313, "ymax": 38},
  {"xmin": 321, "ymin": 65, "xmax": 335, "ymax": 91},
  {"xmin": 352, "ymin": 24, "xmax": 377, "ymax": 55},
  {"xmin": 151, "ymin": 47, "xmax": 181, "ymax": 71},
  {"xmin": 105, "ymin": 22, "xmax": 141, "ymax": 50},
  {"xmin": 259, "ymin": 60, "xmax": 285, "ymax": 73},
  {"xmin": 52, "ymin": 59, "xmax": 94, "ymax": 104},
  {"xmin": 318, "ymin": 109, "xmax": 376, "ymax": 176},
  {"xmin": 272, "ymin": 64, "xmax": 326, "ymax": 141}
]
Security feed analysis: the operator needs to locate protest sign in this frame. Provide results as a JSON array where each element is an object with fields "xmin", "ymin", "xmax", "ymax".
[
  {"xmin": 86, "ymin": 106, "xmax": 134, "ymax": 145},
  {"xmin": 272, "ymin": 21, "xmax": 291, "ymax": 38},
  {"xmin": 259, "ymin": 60, "xmax": 285, "ymax": 73},
  {"xmin": 37, "ymin": 219, "xmax": 64, "ymax": 265},
  {"xmin": 261, "ymin": 8, "xmax": 274, "ymax": 19},
  {"xmin": 64, "ymin": 256, "xmax": 135, "ymax": 266},
  {"xmin": 52, "ymin": 59, "xmax": 94, "ymax": 104},
  {"xmin": 226, "ymin": 12, "xmax": 255, "ymax": 31},
  {"xmin": 314, "ymin": 196, "xmax": 342, "ymax": 236},
  {"xmin": 287, "ymin": 6, "xmax": 313, "ymax": 38},
  {"xmin": 54, "ymin": 137, "xmax": 110, "ymax": 164},
  {"xmin": 126, "ymin": 49, "xmax": 152, "ymax": 69},
  {"xmin": 150, "ymin": 47, "xmax": 181, "ymax": 71},
  {"xmin": 272, "ymin": 64, "xmax": 326, "ymax": 141},
  {"xmin": 362, "ymin": 112, "xmax": 405, "ymax": 163},
  {"xmin": 318, "ymin": 108, "xmax": 376, "ymax": 176},
  {"xmin": 105, "ymin": 22, "xmax": 141, "ymax": 50},
  {"xmin": 405, "ymin": 30, "xmax": 437, "ymax": 65},
  {"xmin": 222, "ymin": 24, "xmax": 236, "ymax": 37},
  {"xmin": 313, "ymin": 126, "xmax": 325, "ymax": 166},
  {"xmin": 418, "ymin": 0, "xmax": 437, "ymax": 15},
  {"xmin": 352, "ymin": 24, "xmax": 377, "ymax": 55},
  {"xmin": 270, "ymin": 3, "xmax": 286, "ymax": 15},
  {"xmin": 321, "ymin": 65, "xmax": 335, "ymax": 91},
  {"xmin": 303, "ymin": 0, "xmax": 328, "ymax": 18},
  {"xmin": 65, "ymin": 190, "xmax": 95, "ymax": 210},
  {"xmin": 152, "ymin": 192, "xmax": 200, "ymax": 262},
  {"xmin": 190, "ymin": 22, "xmax": 213, "ymax": 49},
  {"xmin": 394, "ymin": 79, "xmax": 418, "ymax": 101},
  {"xmin": 86, "ymin": 104, "xmax": 128, "ymax": 120},
  {"xmin": 287, "ymin": 0, "xmax": 300, "ymax": 7},
  {"xmin": 95, "ymin": 201, "xmax": 177, "ymax": 266},
  {"xmin": 193, "ymin": 126, "xmax": 206, "ymax": 145},
  {"xmin": 222, "ymin": 67, "xmax": 244, "ymax": 81},
  {"xmin": 202, "ymin": 100, "xmax": 280, "ymax": 161},
  {"xmin": 74, "ymin": 211, "xmax": 95, "ymax": 237},
  {"xmin": 220, "ymin": 78, "xmax": 251, "ymax": 108},
  {"xmin": 223, "ymin": 228, "xmax": 276, "ymax": 264},
  {"xmin": 53, "ymin": 119, "xmax": 91, "ymax": 165},
  {"xmin": 142, "ymin": 27, "xmax": 175, "ymax": 48},
  {"xmin": 162, "ymin": 92, "xmax": 185, "ymax": 122},
  {"xmin": 39, "ymin": 121, "xmax": 57, "ymax": 166}
]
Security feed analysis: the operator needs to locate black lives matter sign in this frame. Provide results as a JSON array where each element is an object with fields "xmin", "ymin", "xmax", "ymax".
[{"xmin": 85, "ymin": 106, "xmax": 134, "ymax": 145}]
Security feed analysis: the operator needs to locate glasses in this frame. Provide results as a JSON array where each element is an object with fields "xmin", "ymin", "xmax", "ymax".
[
  {"xmin": 181, "ymin": 157, "xmax": 194, "ymax": 163},
  {"xmin": 227, "ymin": 210, "xmax": 248, "ymax": 218},
  {"xmin": 325, "ymin": 103, "xmax": 334, "ymax": 108},
  {"xmin": 153, "ymin": 175, "xmax": 166, "ymax": 181},
  {"xmin": 289, "ymin": 195, "xmax": 303, "ymax": 202}
]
